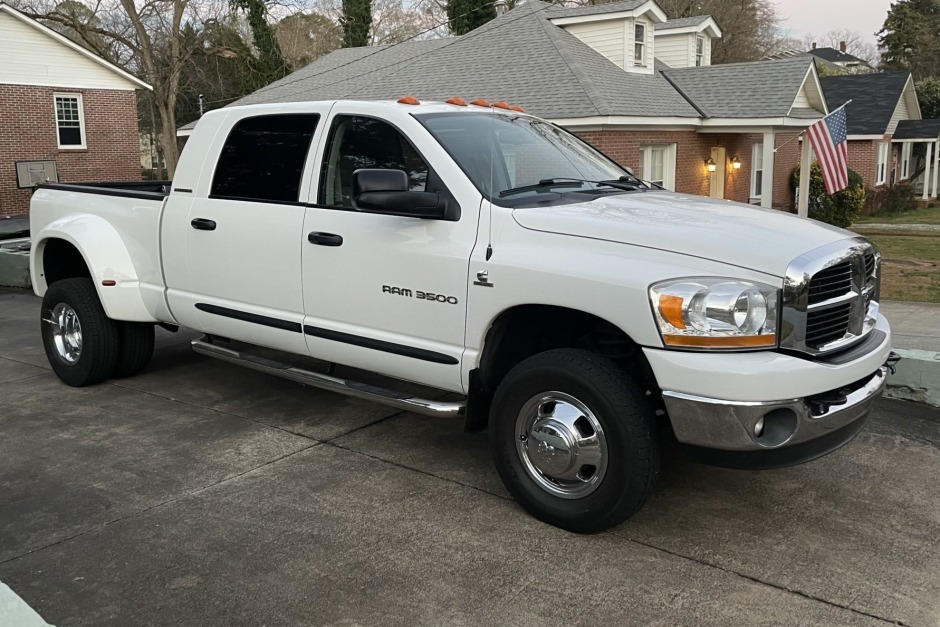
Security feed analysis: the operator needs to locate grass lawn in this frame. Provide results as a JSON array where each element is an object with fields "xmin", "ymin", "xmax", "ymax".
[
  {"xmin": 855, "ymin": 203, "xmax": 940, "ymax": 225},
  {"xmin": 851, "ymin": 230, "xmax": 940, "ymax": 303}
]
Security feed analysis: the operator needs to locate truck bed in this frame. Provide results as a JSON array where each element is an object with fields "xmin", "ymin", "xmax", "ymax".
[{"xmin": 37, "ymin": 180, "xmax": 171, "ymax": 199}]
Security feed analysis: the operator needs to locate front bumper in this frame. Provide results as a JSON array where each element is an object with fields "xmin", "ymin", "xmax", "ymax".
[{"xmin": 661, "ymin": 367, "xmax": 886, "ymax": 469}]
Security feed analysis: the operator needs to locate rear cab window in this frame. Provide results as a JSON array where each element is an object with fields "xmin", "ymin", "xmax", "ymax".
[{"xmin": 211, "ymin": 114, "xmax": 320, "ymax": 203}]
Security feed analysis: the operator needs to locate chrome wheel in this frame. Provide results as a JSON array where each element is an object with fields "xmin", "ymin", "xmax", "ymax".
[
  {"xmin": 45, "ymin": 302, "xmax": 83, "ymax": 365},
  {"xmin": 515, "ymin": 391, "xmax": 608, "ymax": 499}
]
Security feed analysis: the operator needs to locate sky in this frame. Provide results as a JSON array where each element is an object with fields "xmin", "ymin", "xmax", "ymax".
[{"xmin": 778, "ymin": 0, "xmax": 892, "ymax": 45}]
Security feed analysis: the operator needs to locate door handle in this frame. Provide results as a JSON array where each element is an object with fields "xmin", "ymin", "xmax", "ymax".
[
  {"xmin": 308, "ymin": 232, "xmax": 343, "ymax": 247},
  {"xmin": 191, "ymin": 218, "xmax": 217, "ymax": 231}
]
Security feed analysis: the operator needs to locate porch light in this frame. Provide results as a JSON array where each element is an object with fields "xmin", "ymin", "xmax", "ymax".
[
  {"xmin": 705, "ymin": 158, "xmax": 717, "ymax": 173},
  {"xmin": 731, "ymin": 156, "xmax": 741, "ymax": 170}
]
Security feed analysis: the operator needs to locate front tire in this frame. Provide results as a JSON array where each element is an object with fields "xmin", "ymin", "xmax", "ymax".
[
  {"xmin": 490, "ymin": 349, "xmax": 659, "ymax": 533},
  {"xmin": 40, "ymin": 278, "xmax": 119, "ymax": 387}
]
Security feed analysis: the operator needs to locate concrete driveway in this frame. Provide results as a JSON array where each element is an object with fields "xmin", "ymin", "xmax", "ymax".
[{"xmin": 1, "ymin": 288, "xmax": 939, "ymax": 626}]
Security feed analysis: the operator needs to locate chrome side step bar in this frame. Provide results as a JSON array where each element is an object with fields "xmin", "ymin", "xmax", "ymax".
[{"xmin": 191, "ymin": 339, "xmax": 466, "ymax": 418}]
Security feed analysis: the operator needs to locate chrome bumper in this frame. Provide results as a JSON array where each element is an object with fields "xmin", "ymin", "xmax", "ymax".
[{"xmin": 662, "ymin": 367, "xmax": 887, "ymax": 453}]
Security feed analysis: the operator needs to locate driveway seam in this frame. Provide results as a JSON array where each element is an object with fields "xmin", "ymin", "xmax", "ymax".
[
  {"xmin": 0, "ymin": 442, "xmax": 321, "ymax": 568},
  {"xmin": 0, "ymin": 355, "xmax": 51, "ymax": 371},
  {"xmin": 0, "ymin": 371, "xmax": 53, "ymax": 387},
  {"xmin": 616, "ymin": 533, "xmax": 910, "ymax": 626}
]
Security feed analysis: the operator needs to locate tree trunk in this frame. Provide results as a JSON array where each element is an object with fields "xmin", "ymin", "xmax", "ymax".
[{"xmin": 156, "ymin": 101, "xmax": 180, "ymax": 179}]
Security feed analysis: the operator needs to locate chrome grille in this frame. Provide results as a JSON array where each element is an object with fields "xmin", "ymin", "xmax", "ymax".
[
  {"xmin": 807, "ymin": 261, "xmax": 853, "ymax": 305},
  {"xmin": 781, "ymin": 238, "xmax": 880, "ymax": 356}
]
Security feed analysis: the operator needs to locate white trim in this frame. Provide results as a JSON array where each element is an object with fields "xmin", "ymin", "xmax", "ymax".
[
  {"xmin": 903, "ymin": 74, "xmax": 923, "ymax": 120},
  {"xmin": 847, "ymin": 134, "xmax": 888, "ymax": 140},
  {"xmin": 548, "ymin": 115, "xmax": 701, "ymax": 128},
  {"xmin": 53, "ymin": 92, "xmax": 86, "ymax": 149},
  {"xmin": 634, "ymin": 20, "xmax": 647, "ymax": 66},
  {"xmin": 787, "ymin": 64, "xmax": 828, "ymax": 118},
  {"xmin": 750, "ymin": 141, "xmax": 764, "ymax": 200},
  {"xmin": 550, "ymin": 115, "xmax": 821, "ymax": 131},
  {"xmin": 638, "ymin": 143, "xmax": 676, "ymax": 190},
  {"xmin": 900, "ymin": 142, "xmax": 911, "ymax": 180},
  {"xmin": 699, "ymin": 116, "xmax": 821, "ymax": 129},
  {"xmin": 0, "ymin": 2, "xmax": 151, "ymax": 90},
  {"xmin": 549, "ymin": 1, "xmax": 667, "ymax": 26},
  {"xmin": 875, "ymin": 141, "xmax": 888, "ymax": 186},
  {"xmin": 654, "ymin": 17, "xmax": 722, "ymax": 38},
  {"xmin": 177, "ymin": 127, "xmax": 195, "ymax": 137}
]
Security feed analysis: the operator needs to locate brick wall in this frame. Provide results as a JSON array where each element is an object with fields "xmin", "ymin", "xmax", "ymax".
[
  {"xmin": 0, "ymin": 84, "xmax": 141, "ymax": 218},
  {"xmin": 576, "ymin": 130, "xmax": 792, "ymax": 209},
  {"xmin": 846, "ymin": 140, "xmax": 878, "ymax": 187}
]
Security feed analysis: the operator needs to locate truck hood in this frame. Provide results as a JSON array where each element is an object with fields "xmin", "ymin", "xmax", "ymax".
[{"xmin": 511, "ymin": 191, "xmax": 855, "ymax": 278}]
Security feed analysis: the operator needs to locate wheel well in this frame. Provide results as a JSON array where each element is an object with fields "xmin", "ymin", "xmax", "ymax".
[
  {"xmin": 478, "ymin": 306, "xmax": 656, "ymax": 392},
  {"xmin": 42, "ymin": 239, "xmax": 91, "ymax": 287}
]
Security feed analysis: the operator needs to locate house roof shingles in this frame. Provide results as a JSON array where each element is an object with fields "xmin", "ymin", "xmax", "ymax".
[
  {"xmin": 808, "ymin": 47, "xmax": 868, "ymax": 65},
  {"xmin": 820, "ymin": 73, "xmax": 910, "ymax": 135},
  {"xmin": 662, "ymin": 56, "xmax": 817, "ymax": 118},
  {"xmin": 654, "ymin": 16, "xmax": 710, "ymax": 30},
  {"xmin": 545, "ymin": 0, "xmax": 647, "ymax": 19},
  {"xmin": 230, "ymin": 1, "xmax": 700, "ymax": 120},
  {"xmin": 893, "ymin": 119, "xmax": 940, "ymax": 140}
]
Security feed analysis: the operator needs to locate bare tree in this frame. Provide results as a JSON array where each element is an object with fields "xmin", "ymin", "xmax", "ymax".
[{"xmin": 13, "ymin": 0, "xmax": 227, "ymax": 177}]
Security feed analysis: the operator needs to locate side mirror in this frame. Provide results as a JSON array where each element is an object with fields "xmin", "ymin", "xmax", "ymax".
[{"xmin": 352, "ymin": 169, "xmax": 447, "ymax": 219}]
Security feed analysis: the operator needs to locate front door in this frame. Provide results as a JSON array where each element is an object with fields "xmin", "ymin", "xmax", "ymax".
[
  {"xmin": 300, "ymin": 108, "xmax": 480, "ymax": 391},
  {"xmin": 165, "ymin": 109, "xmax": 326, "ymax": 355}
]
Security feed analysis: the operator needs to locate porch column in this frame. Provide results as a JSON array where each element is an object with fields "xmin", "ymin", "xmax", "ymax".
[
  {"xmin": 924, "ymin": 141, "xmax": 933, "ymax": 201},
  {"xmin": 798, "ymin": 135, "xmax": 811, "ymax": 217},
  {"xmin": 761, "ymin": 131, "xmax": 775, "ymax": 208},
  {"xmin": 933, "ymin": 139, "xmax": 940, "ymax": 198}
]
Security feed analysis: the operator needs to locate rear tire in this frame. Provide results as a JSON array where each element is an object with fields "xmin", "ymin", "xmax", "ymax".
[
  {"xmin": 113, "ymin": 322, "xmax": 155, "ymax": 378},
  {"xmin": 490, "ymin": 349, "xmax": 659, "ymax": 533},
  {"xmin": 40, "ymin": 278, "xmax": 119, "ymax": 387}
]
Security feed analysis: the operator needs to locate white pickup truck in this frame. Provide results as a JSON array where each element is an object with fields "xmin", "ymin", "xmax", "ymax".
[{"xmin": 30, "ymin": 99, "xmax": 893, "ymax": 532}]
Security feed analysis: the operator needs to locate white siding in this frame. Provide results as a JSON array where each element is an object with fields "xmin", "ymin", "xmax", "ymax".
[
  {"xmin": 887, "ymin": 95, "xmax": 914, "ymax": 135},
  {"xmin": 564, "ymin": 21, "xmax": 626, "ymax": 69},
  {"xmin": 655, "ymin": 33, "xmax": 691, "ymax": 68},
  {"xmin": 0, "ymin": 11, "xmax": 138, "ymax": 90},
  {"xmin": 792, "ymin": 87, "xmax": 811, "ymax": 108}
]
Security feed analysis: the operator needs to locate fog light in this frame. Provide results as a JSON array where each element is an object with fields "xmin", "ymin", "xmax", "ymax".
[{"xmin": 754, "ymin": 416, "xmax": 765, "ymax": 437}]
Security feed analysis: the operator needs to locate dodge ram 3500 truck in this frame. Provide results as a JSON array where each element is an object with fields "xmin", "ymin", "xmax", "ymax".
[{"xmin": 30, "ymin": 99, "xmax": 893, "ymax": 533}]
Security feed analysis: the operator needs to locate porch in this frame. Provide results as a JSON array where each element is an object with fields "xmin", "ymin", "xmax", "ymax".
[{"xmin": 893, "ymin": 119, "xmax": 940, "ymax": 200}]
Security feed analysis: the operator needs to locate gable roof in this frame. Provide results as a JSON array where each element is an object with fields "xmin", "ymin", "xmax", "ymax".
[
  {"xmin": 0, "ymin": 1, "xmax": 150, "ymax": 90},
  {"xmin": 662, "ymin": 56, "xmax": 820, "ymax": 118},
  {"xmin": 229, "ymin": 1, "xmax": 700, "ymax": 121},
  {"xmin": 654, "ymin": 15, "xmax": 721, "ymax": 37},
  {"xmin": 809, "ymin": 47, "xmax": 870, "ymax": 66},
  {"xmin": 820, "ymin": 73, "xmax": 913, "ymax": 135},
  {"xmin": 545, "ymin": 0, "xmax": 647, "ymax": 18}
]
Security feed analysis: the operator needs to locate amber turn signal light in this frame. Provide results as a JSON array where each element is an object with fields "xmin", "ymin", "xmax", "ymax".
[{"xmin": 397, "ymin": 96, "xmax": 420, "ymax": 105}]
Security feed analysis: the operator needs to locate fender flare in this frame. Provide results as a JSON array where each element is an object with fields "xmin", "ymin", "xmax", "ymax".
[{"xmin": 31, "ymin": 214, "xmax": 157, "ymax": 322}]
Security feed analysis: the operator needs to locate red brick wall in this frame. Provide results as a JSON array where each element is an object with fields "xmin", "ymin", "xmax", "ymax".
[
  {"xmin": 0, "ymin": 84, "xmax": 141, "ymax": 218},
  {"xmin": 576, "ymin": 130, "xmax": 790, "ymax": 209},
  {"xmin": 846, "ymin": 140, "xmax": 878, "ymax": 187}
]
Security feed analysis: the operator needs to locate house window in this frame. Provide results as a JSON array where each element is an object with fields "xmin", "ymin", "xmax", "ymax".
[
  {"xmin": 634, "ymin": 22, "xmax": 646, "ymax": 65},
  {"xmin": 637, "ymin": 144, "xmax": 676, "ymax": 190},
  {"xmin": 751, "ymin": 142, "xmax": 764, "ymax": 200},
  {"xmin": 900, "ymin": 143, "xmax": 911, "ymax": 180},
  {"xmin": 696, "ymin": 36, "xmax": 705, "ymax": 66},
  {"xmin": 54, "ymin": 94, "xmax": 85, "ymax": 149},
  {"xmin": 876, "ymin": 142, "xmax": 888, "ymax": 185}
]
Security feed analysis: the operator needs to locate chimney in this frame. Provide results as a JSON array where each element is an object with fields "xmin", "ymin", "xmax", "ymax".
[
  {"xmin": 495, "ymin": 0, "xmax": 508, "ymax": 15},
  {"xmin": 811, "ymin": 42, "xmax": 816, "ymax": 49},
  {"xmin": 839, "ymin": 40, "xmax": 846, "ymax": 53}
]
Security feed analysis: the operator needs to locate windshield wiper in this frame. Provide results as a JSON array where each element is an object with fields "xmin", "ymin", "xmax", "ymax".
[{"xmin": 499, "ymin": 177, "xmax": 641, "ymax": 198}]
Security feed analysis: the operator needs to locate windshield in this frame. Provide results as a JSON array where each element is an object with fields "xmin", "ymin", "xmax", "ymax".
[{"xmin": 415, "ymin": 112, "xmax": 636, "ymax": 202}]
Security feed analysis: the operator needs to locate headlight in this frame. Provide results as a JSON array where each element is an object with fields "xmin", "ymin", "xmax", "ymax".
[{"xmin": 650, "ymin": 278, "xmax": 779, "ymax": 349}]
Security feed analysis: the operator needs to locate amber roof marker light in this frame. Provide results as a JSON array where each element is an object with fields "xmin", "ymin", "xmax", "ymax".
[
  {"xmin": 492, "ymin": 101, "xmax": 511, "ymax": 109},
  {"xmin": 445, "ymin": 97, "xmax": 468, "ymax": 106},
  {"xmin": 510, "ymin": 105, "xmax": 525, "ymax": 112},
  {"xmin": 397, "ymin": 96, "xmax": 420, "ymax": 105},
  {"xmin": 470, "ymin": 99, "xmax": 491, "ymax": 107}
]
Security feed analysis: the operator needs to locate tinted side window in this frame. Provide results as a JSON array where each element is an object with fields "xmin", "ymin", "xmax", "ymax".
[
  {"xmin": 319, "ymin": 116, "xmax": 428, "ymax": 208},
  {"xmin": 211, "ymin": 114, "xmax": 319, "ymax": 203}
]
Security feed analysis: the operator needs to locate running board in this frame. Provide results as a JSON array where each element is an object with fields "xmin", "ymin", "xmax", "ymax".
[{"xmin": 191, "ymin": 339, "xmax": 466, "ymax": 418}]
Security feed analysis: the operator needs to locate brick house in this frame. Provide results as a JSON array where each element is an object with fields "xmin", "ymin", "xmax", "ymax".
[
  {"xmin": 820, "ymin": 73, "xmax": 940, "ymax": 200},
  {"xmin": 180, "ymin": 0, "xmax": 828, "ymax": 212},
  {"xmin": 0, "ymin": 2, "xmax": 151, "ymax": 218}
]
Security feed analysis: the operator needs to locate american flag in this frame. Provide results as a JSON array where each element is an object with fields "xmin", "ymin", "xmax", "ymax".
[{"xmin": 806, "ymin": 106, "xmax": 849, "ymax": 194}]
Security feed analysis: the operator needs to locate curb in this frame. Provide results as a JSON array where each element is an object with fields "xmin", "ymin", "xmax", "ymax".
[
  {"xmin": 0, "ymin": 247, "xmax": 30, "ymax": 289},
  {"xmin": 886, "ymin": 349, "xmax": 940, "ymax": 408}
]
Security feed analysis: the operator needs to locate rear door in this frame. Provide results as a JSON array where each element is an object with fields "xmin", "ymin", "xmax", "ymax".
[{"xmin": 164, "ymin": 107, "xmax": 328, "ymax": 354}]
